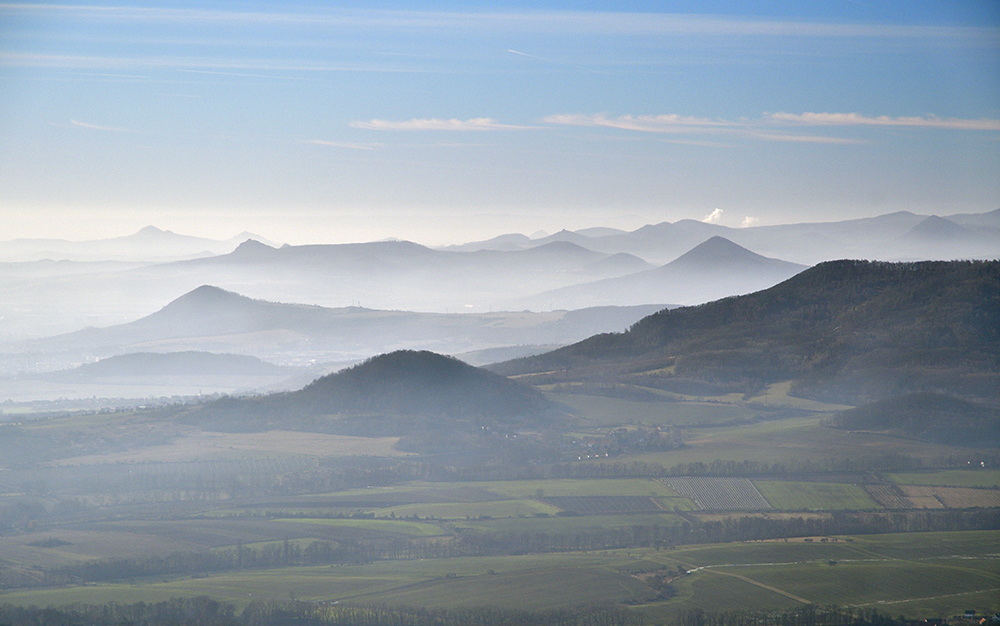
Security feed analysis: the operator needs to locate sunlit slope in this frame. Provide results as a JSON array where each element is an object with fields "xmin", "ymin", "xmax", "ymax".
[{"xmin": 490, "ymin": 260, "xmax": 1000, "ymax": 405}]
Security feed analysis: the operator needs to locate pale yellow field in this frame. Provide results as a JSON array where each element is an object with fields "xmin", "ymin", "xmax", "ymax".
[{"xmin": 50, "ymin": 429, "xmax": 408, "ymax": 465}]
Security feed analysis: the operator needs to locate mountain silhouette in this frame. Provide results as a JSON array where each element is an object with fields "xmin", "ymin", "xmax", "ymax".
[{"xmin": 516, "ymin": 237, "xmax": 807, "ymax": 309}]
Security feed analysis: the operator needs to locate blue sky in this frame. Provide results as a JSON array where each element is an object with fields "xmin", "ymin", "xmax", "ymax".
[{"xmin": 1, "ymin": 1, "xmax": 998, "ymax": 244}]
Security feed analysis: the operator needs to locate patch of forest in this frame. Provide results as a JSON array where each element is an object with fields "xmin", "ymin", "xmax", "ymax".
[{"xmin": 826, "ymin": 393, "xmax": 1000, "ymax": 447}]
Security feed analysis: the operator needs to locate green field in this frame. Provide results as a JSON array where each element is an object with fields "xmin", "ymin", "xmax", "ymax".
[
  {"xmin": 583, "ymin": 416, "xmax": 966, "ymax": 467},
  {"xmin": 3, "ymin": 531, "xmax": 995, "ymax": 620},
  {"xmin": 451, "ymin": 511, "xmax": 687, "ymax": 535},
  {"xmin": 373, "ymin": 498, "xmax": 561, "ymax": 519},
  {"xmin": 273, "ymin": 518, "xmax": 447, "ymax": 537},
  {"xmin": 458, "ymin": 478, "xmax": 687, "ymax": 499},
  {"xmin": 888, "ymin": 469, "xmax": 1000, "ymax": 489},
  {"xmin": 754, "ymin": 481, "xmax": 880, "ymax": 510},
  {"xmin": 554, "ymin": 392, "xmax": 757, "ymax": 427}
]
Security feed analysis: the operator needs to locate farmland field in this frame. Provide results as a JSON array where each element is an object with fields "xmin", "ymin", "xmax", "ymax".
[
  {"xmin": 457, "ymin": 478, "xmax": 688, "ymax": 499},
  {"xmin": 663, "ymin": 477, "xmax": 771, "ymax": 510},
  {"xmin": 540, "ymin": 495, "xmax": 666, "ymax": 514},
  {"xmin": 2, "ymin": 531, "xmax": 995, "ymax": 620},
  {"xmin": 553, "ymin": 392, "xmax": 755, "ymax": 427},
  {"xmin": 449, "ymin": 511, "xmax": 687, "ymax": 535},
  {"xmin": 273, "ymin": 518, "xmax": 447, "ymax": 537},
  {"xmin": 754, "ymin": 481, "xmax": 879, "ymax": 511},
  {"xmin": 588, "ymin": 417, "xmax": 971, "ymax": 467},
  {"xmin": 371, "ymin": 498, "xmax": 561, "ymax": 519},
  {"xmin": 888, "ymin": 470, "xmax": 1000, "ymax": 489},
  {"xmin": 899, "ymin": 485, "xmax": 1000, "ymax": 509},
  {"xmin": 51, "ymin": 430, "xmax": 408, "ymax": 464},
  {"xmin": 863, "ymin": 484, "xmax": 912, "ymax": 509}
]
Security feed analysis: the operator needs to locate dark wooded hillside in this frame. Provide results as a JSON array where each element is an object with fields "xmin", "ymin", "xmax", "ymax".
[
  {"xmin": 181, "ymin": 351, "xmax": 556, "ymax": 440},
  {"xmin": 490, "ymin": 260, "xmax": 1000, "ymax": 405},
  {"xmin": 825, "ymin": 392, "xmax": 1000, "ymax": 447}
]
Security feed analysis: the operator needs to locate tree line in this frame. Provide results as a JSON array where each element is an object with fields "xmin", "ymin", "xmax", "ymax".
[{"xmin": 0, "ymin": 597, "xmax": 923, "ymax": 626}]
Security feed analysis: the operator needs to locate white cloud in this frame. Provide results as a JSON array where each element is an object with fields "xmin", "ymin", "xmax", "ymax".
[
  {"xmin": 307, "ymin": 139, "xmax": 382, "ymax": 151},
  {"xmin": 768, "ymin": 112, "xmax": 1000, "ymax": 131},
  {"xmin": 542, "ymin": 113, "xmax": 729, "ymax": 133},
  {"xmin": 702, "ymin": 208, "xmax": 723, "ymax": 224},
  {"xmin": 740, "ymin": 216, "xmax": 759, "ymax": 228},
  {"xmin": 350, "ymin": 118, "xmax": 530, "ymax": 131}
]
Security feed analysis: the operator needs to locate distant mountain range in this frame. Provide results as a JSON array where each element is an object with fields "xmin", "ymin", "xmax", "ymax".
[
  {"xmin": 0, "ymin": 286, "xmax": 666, "ymax": 401},
  {"xmin": 0, "ymin": 226, "xmax": 277, "ymax": 263},
  {"xmin": 447, "ymin": 209, "xmax": 1000, "ymax": 265},
  {"xmin": 490, "ymin": 260, "xmax": 1000, "ymax": 406},
  {"xmin": 38, "ymin": 351, "xmax": 290, "ymax": 381},
  {"xmin": 1, "ymin": 208, "xmax": 996, "ymax": 375},
  {"xmin": 516, "ymin": 236, "xmax": 807, "ymax": 309}
]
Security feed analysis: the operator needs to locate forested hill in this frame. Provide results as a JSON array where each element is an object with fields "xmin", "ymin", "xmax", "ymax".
[
  {"xmin": 298, "ymin": 350, "xmax": 551, "ymax": 419},
  {"xmin": 489, "ymin": 260, "xmax": 1000, "ymax": 405},
  {"xmin": 187, "ymin": 351, "xmax": 555, "ymax": 437}
]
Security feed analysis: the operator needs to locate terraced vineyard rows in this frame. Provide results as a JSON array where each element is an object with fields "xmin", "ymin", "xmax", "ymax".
[
  {"xmin": 661, "ymin": 477, "xmax": 771, "ymax": 511},
  {"xmin": 864, "ymin": 484, "xmax": 910, "ymax": 509}
]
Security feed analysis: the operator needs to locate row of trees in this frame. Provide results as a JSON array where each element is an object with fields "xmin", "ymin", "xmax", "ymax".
[{"xmin": 0, "ymin": 598, "xmax": 916, "ymax": 626}]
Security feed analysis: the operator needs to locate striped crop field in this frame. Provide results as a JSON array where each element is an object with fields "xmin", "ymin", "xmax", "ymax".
[
  {"xmin": 661, "ymin": 477, "xmax": 771, "ymax": 511},
  {"xmin": 863, "ymin": 484, "xmax": 911, "ymax": 509},
  {"xmin": 900, "ymin": 485, "xmax": 1000, "ymax": 509}
]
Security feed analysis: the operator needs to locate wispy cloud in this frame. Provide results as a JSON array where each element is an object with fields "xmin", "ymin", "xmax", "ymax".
[
  {"xmin": 740, "ymin": 216, "xmax": 760, "ymax": 228},
  {"xmin": 542, "ymin": 111, "xmax": 999, "ymax": 142},
  {"xmin": 307, "ymin": 139, "xmax": 382, "ymax": 151},
  {"xmin": 0, "ymin": 52, "xmax": 423, "ymax": 74},
  {"xmin": 768, "ymin": 112, "xmax": 1000, "ymax": 131},
  {"xmin": 350, "ymin": 118, "xmax": 532, "ymax": 131},
  {"xmin": 70, "ymin": 119, "xmax": 140, "ymax": 133},
  {"xmin": 542, "ymin": 113, "xmax": 731, "ymax": 133},
  {"xmin": 1, "ymin": 5, "xmax": 993, "ymax": 44},
  {"xmin": 747, "ymin": 131, "xmax": 864, "ymax": 144}
]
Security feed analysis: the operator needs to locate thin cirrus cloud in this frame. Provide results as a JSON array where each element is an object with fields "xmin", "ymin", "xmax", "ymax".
[
  {"xmin": 768, "ymin": 112, "xmax": 1000, "ymax": 131},
  {"xmin": 542, "ymin": 111, "xmax": 1000, "ymax": 141},
  {"xmin": 307, "ymin": 139, "xmax": 382, "ymax": 151},
  {"xmin": 2, "ymin": 5, "xmax": 993, "ymax": 43},
  {"xmin": 541, "ymin": 113, "xmax": 732, "ymax": 133},
  {"xmin": 542, "ymin": 112, "xmax": 844, "ymax": 143},
  {"xmin": 69, "ymin": 119, "xmax": 141, "ymax": 133},
  {"xmin": 349, "ymin": 118, "xmax": 534, "ymax": 131}
]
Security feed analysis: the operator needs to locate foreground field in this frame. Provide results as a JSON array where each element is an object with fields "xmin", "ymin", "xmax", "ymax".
[{"xmin": 2, "ymin": 531, "xmax": 995, "ymax": 621}]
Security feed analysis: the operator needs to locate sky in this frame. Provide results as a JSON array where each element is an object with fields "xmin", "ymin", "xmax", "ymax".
[{"xmin": 1, "ymin": 1, "xmax": 998, "ymax": 245}]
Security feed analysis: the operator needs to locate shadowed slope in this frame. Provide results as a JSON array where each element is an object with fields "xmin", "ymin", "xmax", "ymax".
[{"xmin": 491, "ymin": 260, "xmax": 1000, "ymax": 405}]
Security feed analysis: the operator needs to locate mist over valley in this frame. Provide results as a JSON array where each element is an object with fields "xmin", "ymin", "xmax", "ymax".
[
  {"xmin": 2, "ymin": 1, "xmax": 999, "ymax": 618},
  {"xmin": 1, "ymin": 211, "xmax": 998, "ymax": 623}
]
